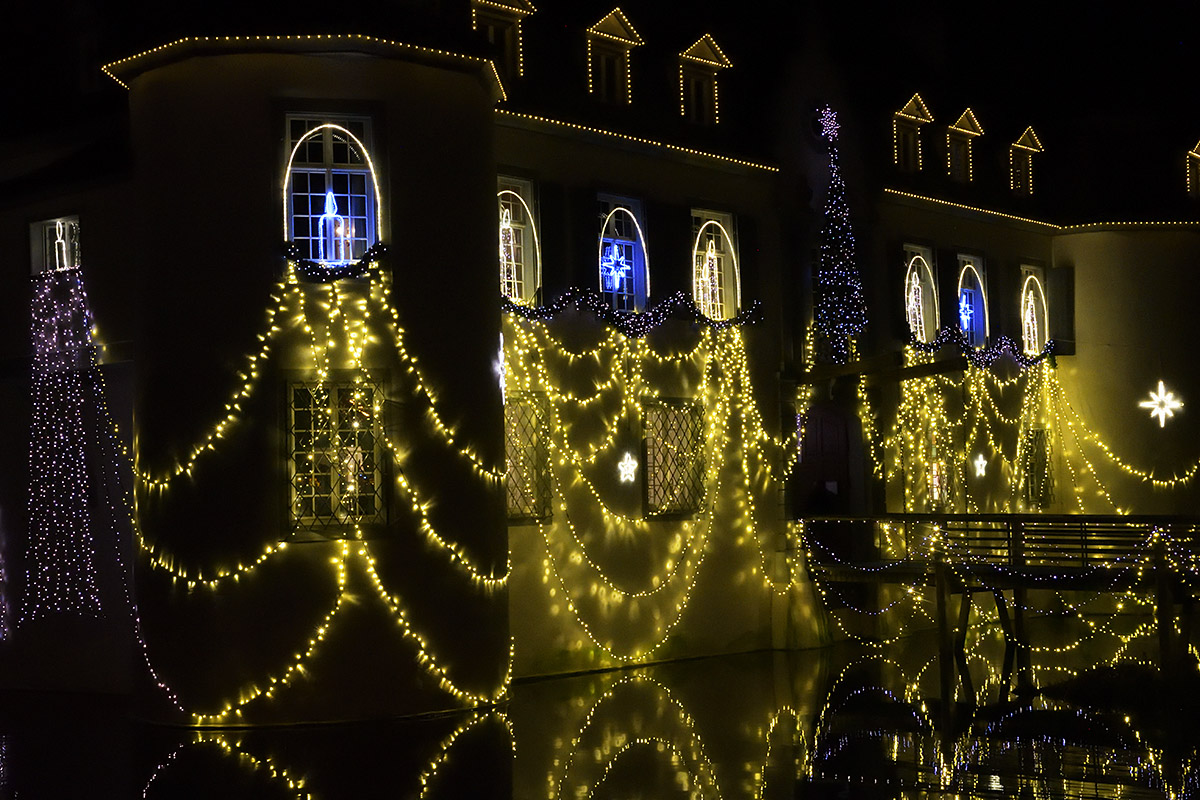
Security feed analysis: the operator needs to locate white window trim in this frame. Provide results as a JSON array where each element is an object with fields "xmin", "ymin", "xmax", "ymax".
[
  {"xmin": 956, "ymin": 255, "xmax": 989, "ymax": 347},
  {"xmin": 31, "ymin": 216, "xmax": 81, "ymax": 275},
  {"xmin": 903, "ymin": 245, "xmax": 938, "ymax": 342},
  {"xmin": 1020, "ymin": 267, "xmax": 1049, "ymax": 355},
  {"xmin": 598, "ymin": 194, "xmax": 649, "ymax": 312},
  {"xmin": 497, "ymin": 176, "xmax": 541, "ymax": 305}
]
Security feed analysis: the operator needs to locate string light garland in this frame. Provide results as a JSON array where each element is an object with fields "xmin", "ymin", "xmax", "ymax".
[
  {"xmin": 21, "ymin": 268, "xmax": 104, "ymax": 622},
  {"xmin": 813, "ymin": 106, "xmax": 867, "ymax": 364},
  {"xmin": 908, "ymin": 325, "xmax": 1054, "ymax": 369},
  {"xmin": 503, "ymin": 287, "xmax": 760, "ymax": 338}
]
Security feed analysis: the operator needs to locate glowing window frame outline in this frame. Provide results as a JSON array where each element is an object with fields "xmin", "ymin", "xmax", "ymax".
[
  {"xmin": 282, "ymin": 123, "xmax": 383, "ymax": 248},
  {"xmin": 956, "ymin": 258, "xmax": 989, "ymax": 346},
  {"xmin": 903, "ymin": 253, "xmax": 938, "ymax": 343},
  {"xmin": 597, "ymin": 205, "xmax": 650, "ymax": 311},
  {"xmin": 496, "ymin": 187, "xmax": 542, "ymax": 305},
  {"xmin": 1020, "ymin": 273, "xmax": 1049, "ymax": 355},
  {"xmin": 691, "ymin": 218, "xmax": 740, "ymax": 320}
]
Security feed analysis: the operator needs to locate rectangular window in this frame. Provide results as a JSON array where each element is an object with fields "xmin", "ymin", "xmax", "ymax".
[
  {"xmin": 691, "ymin": 209, "xmax": 738, "ymax": 320},
  {"xmin": 948, "ymin": 135, "xmax": 970, "ymax": 182},
  {"xmin": 498, "ymin": 176, "xmax": 539, "ymax": 305},
  {"xmin": 30, "ymin": 216, "xmax": 80, "ymax": 275},
  {"xmin": 1020, "ymin": 428, "xmax": 1054, "ymax": 510},
  {"xmin": 644, "ymin": 400, "xmax": 705, "ymax": 516},
  {"xmin": 287, "ymin": 115, "xmax": 375, "ymax": 265},
  {"xmin": 1010, "ymin": 148, "xmax": 1033, "ymax": 195},
  {"xmin": 590, "ymin": 43, "xmax": 628, "ymax": 103},
  {"xmin": 504, "ymin": 393, "xmax": 551, "ymax": 521},
  {"xmin": 289, "ymin": 380, "xmax": 385, "ymax": 531},
  {"xmin": 682, "ymin": 68, "xmax": 716, "ymax": 125},
  {"xmin": 957, "ymin": 254, "xmax": 987, "ymax": 348},
  {"xmin": 598, "ymin": 194, "xmax": 646, "ymax": 313},
  {"xmin": 894, "ymin": 121, "xmax": 920, "ymax": 171}
]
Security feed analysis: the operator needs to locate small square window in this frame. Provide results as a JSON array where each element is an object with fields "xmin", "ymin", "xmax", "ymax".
[
  {"xmin": 288, "ymin": 379, "xmax": 385, "ymax": 532},
  {"xmin": 31, "ymin": 216, "xmax": 80, "ymax": 275},
  {"xmin": 504, "ymin": 393, "xmax": 551, "ymax": 521},
  {"xmin": 644, "ymin": 399, "xmax": 705, "ymax": 517}
]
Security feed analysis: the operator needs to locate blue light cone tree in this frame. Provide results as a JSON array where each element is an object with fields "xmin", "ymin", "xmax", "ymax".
[{"xmin": 813, "ymin": 105, "xmax": 867, "ymax": 364}]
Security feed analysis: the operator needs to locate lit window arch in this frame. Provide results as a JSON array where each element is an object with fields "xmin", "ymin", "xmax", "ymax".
[
  {"xmin": 283, "ymin": 120, "xmax": 382, "ymax": 266},
  {"xmin": 598, "ymin": 196, "xmax": 649, "ymax": 312},
  {"xmin": 903, "ymin": 249, "xmax": 938, "ymax": 343},
  {"xmin": 497, "ymin": 177, "xmax": 541, "ymax": 305},
  {"xmin": 1021, "ymin": 273, "xmax": 1049, "ymax": 355},
  {"xmin": 691, "ymin": 212, "xmax": 739, "ymax": 320},
  {"xmin": 956, "ymin": 256, "xmax": 988, "ymax": 347}
]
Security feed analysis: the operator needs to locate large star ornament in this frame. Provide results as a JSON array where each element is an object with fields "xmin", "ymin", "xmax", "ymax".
[
  {"xmin": 617, "ymin": 452, "xmax": 638, "ymax": 483},
  {"xmin": 1138, "ymin": 380, "xmax": 1183, "ymax": 428}
]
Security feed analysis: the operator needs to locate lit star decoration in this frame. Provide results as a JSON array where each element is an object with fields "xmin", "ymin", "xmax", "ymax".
[
  {"xmin": 600, "ymin": 244, "xmax": 632, "ymax": 293},
  {"xmin": 974, "ymin": 453, "xmax": 987, "ymax": 477},
  {"xmin": 617, "ymin": 452, "xmax": 638, "ymax": 483},
  {"xmin": 813, "ymin": 105, "xmax": 867, "ymax": 364},
  {"xmin": 958, "ymin": 292, "xmax": 974, "ymax": 331},
  {"xmin": 1138, "ymin": 380, "xmax": 1183, "ymax": 428}
]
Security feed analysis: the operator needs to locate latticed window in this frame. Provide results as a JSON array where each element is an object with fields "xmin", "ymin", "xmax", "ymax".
[
  {"xmin": 32, "ymin": 216, "xmax": 81, "ymax": 275},
  {"xmin": 1020, "ymin": 428, "xmax": 1054, "ymax": 510},
  {"xmin": 289, "ymin": 381, "xmax": 385, "ymax": 530},
  {"xmin": 504, "ymin": 393, "xmax": 551, "ymax": 521},
  {"xmin": 644, "ymin": 400, "xmax": 705, "ymax": 516},
  {"xmin": 287, "ymin": 116, "xmax": 375, "ymax": 265}
]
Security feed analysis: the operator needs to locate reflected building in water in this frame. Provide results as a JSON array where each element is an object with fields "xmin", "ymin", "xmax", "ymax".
[{"xmin": 0, "ymin": 2, "xmax": 1197, "ymax": 798}]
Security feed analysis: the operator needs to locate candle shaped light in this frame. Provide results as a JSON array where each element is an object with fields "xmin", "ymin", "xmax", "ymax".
[
  {"xmin": 499, "ymin": 207, "xmax": 518, "ymax": 300},
  {"xmin": 1022, "ymin": 292, "xmax": 1039, "ymax": 354},
  {"xmin": 701, "ymin": 239, "xmax": 720, "ymax": 318},
  {"xmin": 318, "ymin": 191, "xmax": 347, "ymax": 263},
  {"xmin": 54, "ymin": 221, "xmax": 70, "ymax": 271}
]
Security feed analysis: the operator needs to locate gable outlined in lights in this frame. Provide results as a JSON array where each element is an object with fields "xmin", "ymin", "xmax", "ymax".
[
  {"xmin": 678, "ymin": 34, "xmax": 732, "ymax": 124},
  {"xmin": 947, "ymin": 108, "xmax": 983, "ymax": 182},
  {"xmin": 586, "ymin": 7, "xmax": 644, "ymax": 103},
  {"xmin": 893, "ymin": 92, "xmax": 934, "ymax": 171}
]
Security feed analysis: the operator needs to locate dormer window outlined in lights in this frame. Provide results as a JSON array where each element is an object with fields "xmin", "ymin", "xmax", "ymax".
[
  {"xmin": 1010, "ymin": 126, "xmax": 1043, "ymax": 195},
  {"xmin": 678, "ymin": 34, "xmax": 732, "ymax": 125},
  {"xmin": 586, "ymin": 7, "xmax": 644, "ymax": 104},
  {"xmin": 893, "ymin": 93, "xmax": 933, "ymax": 172},
  {"xmin": 947, "ymin": 108, "xmax": 983, "ymax": 182},
  {"xmin": 471, "ymin": 0, "xmax": 535, "ymax": 79}
]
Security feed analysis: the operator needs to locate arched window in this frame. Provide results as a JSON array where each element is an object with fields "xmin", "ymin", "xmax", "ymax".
[
  {"xmin": 1021, "ymin": 272, "xmax": 1049, "ymax": 355},
  {"xmin": 497, "ymin": 177, "xmax": 541, "ymax": 305},
  {"xmin": 956, "ymin": 256, "xmax": 988, "ymax": 348},
  {"xmin": 692, "ymin": 210, "xmax": 739, "ymax": 320},
  {"xmin": 284, "ymin": 119, "xmax": 381, "ymax": 266},
  {"xmin": 903, "ymin": 247, "xmax": 938, "ymax": 343},
  {"xmin": 598, "ymin": 195, "xmax": 649, "ymax": 312}
]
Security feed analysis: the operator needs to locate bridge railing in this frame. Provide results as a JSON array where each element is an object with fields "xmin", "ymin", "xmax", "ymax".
[{"xmin": 803, "ymin": 514, "xmax": 1200, "ymax": 574}]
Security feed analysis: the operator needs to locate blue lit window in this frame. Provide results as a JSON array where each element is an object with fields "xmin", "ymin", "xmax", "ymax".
[
  {"xmin": 956, "ymin": 256, "xmax": 988, "ymax": 348},
  {"xmin": 598, "ymin": 195, "xmax": 648, "ymax": 312},
  {"xmin": 286, "ymin": 117, "xmax": 377, "ymax": 266}
]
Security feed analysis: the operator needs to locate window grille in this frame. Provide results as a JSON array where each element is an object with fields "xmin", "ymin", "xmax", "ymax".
[
  {"xmin": 644, "ymin": 400, "xmax": 705, "ymax": 516},
  {"xmin": 287, "ymin": 116, "xmax": 375, "ymax": 265},
  {"xmin": 31, "ymin": 217, "xmax": 80, "ymax": 275},
  {"xmin": 504, "ymin": 393, "xmax": 551, "ymax": 521},
  {"xmin": 289, "ymin": 381, "xmax": 385, "ymax": 530},
  {"xmin": 1020, "ymin": 428, "xmax": 1054, "ymax": 510}
]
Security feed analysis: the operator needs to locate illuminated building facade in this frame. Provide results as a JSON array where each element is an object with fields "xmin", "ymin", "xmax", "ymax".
[{"xmin": 0, "ymin": 2, "xmax": 1196, "ymax": 729}]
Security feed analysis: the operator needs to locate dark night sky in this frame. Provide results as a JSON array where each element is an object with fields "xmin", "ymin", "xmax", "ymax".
[{"xmin": 4, "ymin": 1, "xmax": 1197, "ymax": 218}]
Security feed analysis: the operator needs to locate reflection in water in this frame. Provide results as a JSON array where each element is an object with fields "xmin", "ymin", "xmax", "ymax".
[{"xmin": 3, "ymin": 608, "xmax": 1200, "ymax": 798}]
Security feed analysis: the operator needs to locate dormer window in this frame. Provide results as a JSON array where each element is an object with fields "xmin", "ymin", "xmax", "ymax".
[
  {"xmin": 586, "ymin": 8, "xmax": 643, "ymax": 104},
  {"xmin": 471, "ymin": 0, "xmax": 535, "ymax": 80},
  {"xmin": 1187, "ymin": 139, "xmax": 1200, "ymax": 197},
  {"xmin": 893, "ymin": 93, "xmax": 933, "ymax": 172},
  {"xmin": 947, "ymin": 108, "xmax": 983, "ymax": 183},
  {"xmin": 678, "ymin": 34, "xmax": 731, "ymax": 125},
  {"xmin": 1009, "ymin": 126, "xmax": 1043, "ymax": 195},
  {"xmin": 285, "ymin": 116, "xmax": 379, "ymax": 268}
]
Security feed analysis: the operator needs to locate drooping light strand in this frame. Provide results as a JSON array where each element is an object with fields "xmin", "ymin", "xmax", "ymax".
[
  {"xmin": 813, "ymin": 105, "xmax": 867, "ymax": 364},
  {"xmin": 21, "ymin": 268, "xmax": 103, "ymax": 622}
]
